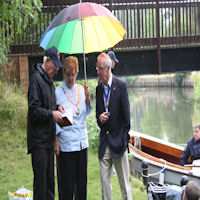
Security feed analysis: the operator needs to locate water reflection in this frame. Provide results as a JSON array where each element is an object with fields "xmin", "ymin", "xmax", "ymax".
[{"xmin": 128, "ymin": 87, "xmax": 200, "ymax": 147}]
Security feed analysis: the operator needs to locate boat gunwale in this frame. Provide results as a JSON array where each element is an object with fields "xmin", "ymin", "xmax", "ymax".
[
  {"xmin": 129, "ymin": 130, "xmax": 184, "ymax": 151},
  {"xmin": 129, "ymin": 144, "xmax": 200, "ymax": 179},
  {"xmin": 128, "ymin": 131, "xmax": 198, "ymax": 174}
]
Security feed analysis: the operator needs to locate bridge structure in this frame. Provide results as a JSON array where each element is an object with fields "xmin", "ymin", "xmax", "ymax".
[{"xmin": 7, "ymin": 0, "xmax": 200, "ymax": 81}]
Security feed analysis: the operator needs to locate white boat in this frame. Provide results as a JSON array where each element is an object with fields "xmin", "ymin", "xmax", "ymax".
[{"xmin": 129, "ymin": 131, "xmax": 200, "ymax": 186}]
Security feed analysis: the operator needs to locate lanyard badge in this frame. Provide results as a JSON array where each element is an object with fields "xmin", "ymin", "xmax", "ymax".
[{"xmin": 103, "ymin": 86, "xmax": 111, "ymax": 114}]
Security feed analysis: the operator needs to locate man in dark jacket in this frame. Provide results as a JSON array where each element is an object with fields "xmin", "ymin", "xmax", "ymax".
[
  {"xmin": 96, "ymin": 52, "xmax": 132, "ymax": 200},
  {"xmin": 27, "ymin": 46, "xmax": 65, "ymax": 200},
  {"xmin": 180, "ymin": 124, "xmax": 200, "ymax": 166}
]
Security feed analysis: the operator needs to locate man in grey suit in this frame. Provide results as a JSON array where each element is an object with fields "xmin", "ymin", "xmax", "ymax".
[{"xmin": 96, "ymin": 52, "xmax": 132, "ymax": 200}]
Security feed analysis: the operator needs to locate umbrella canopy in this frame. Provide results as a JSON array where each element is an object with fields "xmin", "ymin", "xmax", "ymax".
[{"xmin": 40, "ymin": 2, "xmax": 126, "ymax": 54}]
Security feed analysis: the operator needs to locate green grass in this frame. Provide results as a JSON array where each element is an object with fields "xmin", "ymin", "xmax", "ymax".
[
  {"xmin": 87, "ymin": 150, "xmax": 147, "ymax": 200},
  {"xmin": 0, "ymin": 146, "xmax": 147, "ymax": 200},
  {"xmin": 0, "ymin": 79, "xmax": 147, "ymax": 200}
]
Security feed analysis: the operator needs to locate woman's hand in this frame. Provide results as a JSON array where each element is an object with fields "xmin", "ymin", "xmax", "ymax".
[
  {"xmin": 84, "ymin": 83, "xmax": 91, "ymax": 107},
  {"xmin": 54, "ymin": 135, "xmax": 60, "ymax": 156}
]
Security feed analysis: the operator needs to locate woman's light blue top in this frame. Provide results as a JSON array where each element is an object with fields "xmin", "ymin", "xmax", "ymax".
[{"xmin": 55, "ymin": 82, "xmax": 92, "ymax": 152}]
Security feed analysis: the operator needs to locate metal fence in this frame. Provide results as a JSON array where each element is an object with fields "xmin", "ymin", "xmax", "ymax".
[{"xmin": 9, "ymin": 0, "xmax": 200, "ymax": 54}]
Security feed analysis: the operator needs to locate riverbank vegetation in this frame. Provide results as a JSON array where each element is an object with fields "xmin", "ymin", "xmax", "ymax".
[
  {"xmin": 193, "ymin": 72, "xmax": 200, "ymax": 101},
  {"xmin": 0, "ymin": 1, "xmax": 42, "ymax": 65},
  {"xmin": 0, "ymin": 75, "xmax": 147, "ymax": 199}
]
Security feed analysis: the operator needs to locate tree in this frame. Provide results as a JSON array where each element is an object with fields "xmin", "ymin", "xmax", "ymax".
[{"xmin": 0, "ymin": 0, "xmax": 42, "ymax": 65}]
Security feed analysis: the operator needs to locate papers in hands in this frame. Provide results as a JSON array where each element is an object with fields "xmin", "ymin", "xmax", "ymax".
[{"xmin": 58, "ymin": 108, "xmax": 73, "ymax": 127}]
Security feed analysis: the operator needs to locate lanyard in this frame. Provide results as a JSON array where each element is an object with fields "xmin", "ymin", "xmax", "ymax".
[
  {"xmin": 103, "ymin": 86, "xmax": 111, "ymax": 112},
  {"xmin": 62, "ymin": 86, "xmax": 80, "ymax": 107}
]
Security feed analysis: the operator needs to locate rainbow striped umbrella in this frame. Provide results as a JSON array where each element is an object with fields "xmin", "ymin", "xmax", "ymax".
[{"xmin": 40, "ymin": 2, "xmax": 126, "ymax": 81}]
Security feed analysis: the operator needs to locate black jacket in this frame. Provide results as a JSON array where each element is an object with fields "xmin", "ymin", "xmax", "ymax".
[
  {"xmin": 180, "ymin": 137, "xmax": 200, "ymax": 166},
  {"xmin": 96, "ymin": 76, "xmax": 130, "ymax": 159},
  {"xmin": 27, "ymin": 64, "xmax": 57, "ymax": 154}
]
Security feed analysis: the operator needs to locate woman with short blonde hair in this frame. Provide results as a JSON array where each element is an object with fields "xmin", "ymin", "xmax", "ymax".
[
  {"xmin": 63, "ymin": 56, "xmax": 79, "ymax": 74},
  {"xmin": 54, "ymin": 56, "xmax": 92, "ymax": 200}
]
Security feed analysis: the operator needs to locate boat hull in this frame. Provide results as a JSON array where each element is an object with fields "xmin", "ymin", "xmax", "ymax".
[{"xmin": 129, "ymin": 131, "xmax": 200, "ymax": 186}]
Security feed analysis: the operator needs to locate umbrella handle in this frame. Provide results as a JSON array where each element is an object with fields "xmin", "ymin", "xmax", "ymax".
[
  {"xmin": 83, "ymin": 52, "xmax": 87, "ymax": 83},
  {"xmin": 84, "ymin": 82, "xmax": 91, "ymax": 107}
]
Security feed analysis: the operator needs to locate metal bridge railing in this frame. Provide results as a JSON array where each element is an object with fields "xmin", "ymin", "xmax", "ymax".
[{"xmin": 8, "ymin": 0, "xmax": 200, "ymax": 54}]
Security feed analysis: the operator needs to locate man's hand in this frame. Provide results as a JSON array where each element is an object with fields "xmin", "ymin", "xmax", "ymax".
[
  {"xmin": 58, "ymin": 105, "xmax": 66, "ymax": 113},
  {"xmin": 52, "ymin": 110, "xmax": 63, "ymax": 123},
  {"xmin": 99, "ymin": 112, "xmax": 109, "ymax": 124}
]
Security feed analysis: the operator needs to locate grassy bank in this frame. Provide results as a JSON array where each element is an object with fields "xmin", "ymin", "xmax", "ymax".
[
  {"xmin": 0, "ymin": 147, "xmax": 147, "ymax": 200},
  {"xmin": 0, "ymin": 79, "xmax": 147, "ymax": 199}
]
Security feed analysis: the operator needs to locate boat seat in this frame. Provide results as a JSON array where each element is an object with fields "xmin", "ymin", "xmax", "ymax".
[{"xmin": 192, "ymin": 160, "xmax": 200, "ymax": 176}]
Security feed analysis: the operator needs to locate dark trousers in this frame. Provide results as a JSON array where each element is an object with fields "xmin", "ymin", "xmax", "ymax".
[
  {"xmin": 31, "ymin": 148, "xmax": 55, "ymax": 200},
  {"xmin": 57, "ymin": 148, "xmax": 88, "ymax": 200}
]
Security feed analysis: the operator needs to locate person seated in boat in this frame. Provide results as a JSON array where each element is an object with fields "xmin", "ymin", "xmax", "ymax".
[
  {"xmin": 180, "ymin": 124, "xmax": 200, "ymax": 166},
  {"xmin": 166, "ymin": 181, "xmax": 200, "ymax": 200}
]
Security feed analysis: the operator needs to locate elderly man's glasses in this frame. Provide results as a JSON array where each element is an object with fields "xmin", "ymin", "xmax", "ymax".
[{"xmin": 96, "ymin": 66, "xmax": 106, "ymax": 71}]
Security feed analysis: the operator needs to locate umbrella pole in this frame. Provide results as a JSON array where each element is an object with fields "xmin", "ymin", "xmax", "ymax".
[
  {"xmin": 83, "ymin": 52, "xmax": 87, "ymax": 84},
  {"xmin": 81, "ymin": 17, "xmax": 91, "ymax": 107},
  {"xmin": 81, "ymin": 18, "xmax": 87, "ymax": 84}
]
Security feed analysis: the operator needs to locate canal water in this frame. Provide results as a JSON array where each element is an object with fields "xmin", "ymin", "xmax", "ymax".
[{"xmin": 128, "ymin": 87, "xmax": 200, "ymax": 147}]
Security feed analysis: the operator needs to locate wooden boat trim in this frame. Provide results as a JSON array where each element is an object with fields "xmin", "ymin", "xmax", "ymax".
[
  {"xmin": 129, "ymin": 144, "xmax": 187, "ymax": 170},
  {"xmin": 129, "ymin": 131, "xmax": 194, "ymax": 172},
  {"xmin": 129, "ymin": 131, "xmax": 191, "ymax": 165},
  {"xmin": 129, "ymin": 131, "xmax": 184, "ymax": 150},
  {"xmin": 129, "ymin": 131, "xmax": 183, "ymax": 156}
]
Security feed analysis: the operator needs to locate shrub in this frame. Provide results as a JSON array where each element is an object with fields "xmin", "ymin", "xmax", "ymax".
[
  {"xmin": 76, "ymin": 79, "xmax": 98, "ymax": 99},
  {"xmin": 121, "ymin": 76, "xmax": 137, "ymax": 86},
  {"xmin": 193, "ymin": 72, "xmax": 200, "ymax": 100},
  {"xmin": 0, "ymin": 80, "xmax": 27, "ymax": 149},
  {"xmin": 174, "ymin": 72, "xmax": 191, "ymax": 87},
  {"xmin": 87, "ymin": 109, "xmax": 99, "ymax": 153}
]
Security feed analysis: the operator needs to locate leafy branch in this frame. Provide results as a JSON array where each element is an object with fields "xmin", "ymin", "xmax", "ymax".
[{"xmin": 0, "ymin": 0, "xmax": 42, "ymax": 65}]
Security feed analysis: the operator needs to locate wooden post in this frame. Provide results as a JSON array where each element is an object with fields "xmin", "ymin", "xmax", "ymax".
[
  {"xmin": 180, "ymin": 175, "xmax": 189, "ymax": 186},
  {"xmin": 142, "ymin": 160, "xmax": 149, "ymax": 188},
  {"xmin": 159, "ymin": 169, "xmax": 165, "ymax": 184}
]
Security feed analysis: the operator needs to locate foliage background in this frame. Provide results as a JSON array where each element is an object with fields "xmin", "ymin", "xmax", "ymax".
[{"xmin": 0, "ymin": 0, "xmax": 42, "ymax": 65}]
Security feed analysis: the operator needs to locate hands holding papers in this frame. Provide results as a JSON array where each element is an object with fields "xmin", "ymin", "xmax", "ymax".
[
  {"xmin": 57, "ymin": 105, "xmax": 73, "ymax": 127},
  {"xmin": 57, "ymin": 108, "xmax": 73, "ymax": 127}
]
